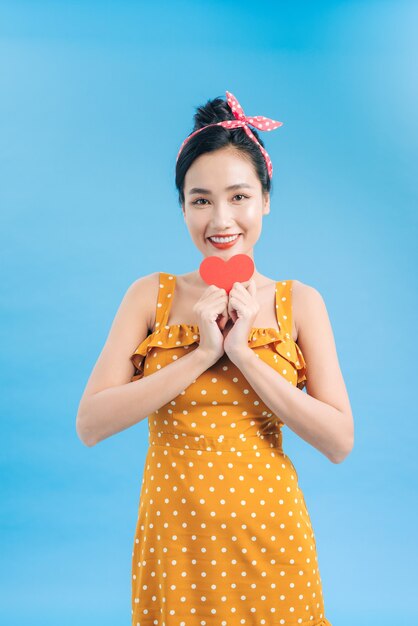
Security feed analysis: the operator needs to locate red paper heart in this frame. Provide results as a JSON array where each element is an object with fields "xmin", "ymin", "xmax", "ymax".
[{"xmin": 199, "ymin": 254, "xmax": 255, "ymax": 294}]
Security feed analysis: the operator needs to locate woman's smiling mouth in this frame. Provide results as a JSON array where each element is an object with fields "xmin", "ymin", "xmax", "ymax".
[{"xmin": 207, "ymin": 233, "xmax": 241, "ymax": 248}]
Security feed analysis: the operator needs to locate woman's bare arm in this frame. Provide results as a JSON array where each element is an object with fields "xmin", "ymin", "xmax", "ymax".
[
  {"xmin": 226, "ymin": 282, "xmax": 354, "ymax": 463},
  {"xmin": 76, "ymin": 274, "xmax": 216, "ymax": 447}
]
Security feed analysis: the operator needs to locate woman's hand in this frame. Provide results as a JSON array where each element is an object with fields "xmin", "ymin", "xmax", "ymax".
[
  {"xmin": 223, "ymin": 278, "xmax": 260, "ymax": 358},
  {"xmin": 193, "ymin": 284, "xmax": 229, "ymax": 365}
]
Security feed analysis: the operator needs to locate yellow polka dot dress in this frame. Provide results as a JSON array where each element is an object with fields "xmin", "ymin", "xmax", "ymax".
[{"xmin": 129, "ymin": 272, "xmax": 332, "ymax": 626}]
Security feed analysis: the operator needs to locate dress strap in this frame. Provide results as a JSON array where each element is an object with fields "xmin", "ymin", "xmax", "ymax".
[
  {"xmin": 275, "ymin": 279, "xmax": 293, "ymax": 338},
  {"xmin": 154, "ymin": 272, "xmax": 176, "ymax": 330}
]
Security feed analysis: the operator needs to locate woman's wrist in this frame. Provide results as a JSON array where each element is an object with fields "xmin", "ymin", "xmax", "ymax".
[{"xmin": 194, "ymin": 346, "xmax": 223, "ymax": 368}]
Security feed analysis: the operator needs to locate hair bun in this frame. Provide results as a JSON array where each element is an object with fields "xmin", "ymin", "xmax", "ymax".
[{"xmin": 193, "ymin": 96, "xmax": 234, "ymax": 131}]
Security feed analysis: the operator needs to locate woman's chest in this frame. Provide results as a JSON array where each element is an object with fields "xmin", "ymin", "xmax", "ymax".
[{"xmin": 150, "ymin": 276, "xmax": 298, "ymax": 342}]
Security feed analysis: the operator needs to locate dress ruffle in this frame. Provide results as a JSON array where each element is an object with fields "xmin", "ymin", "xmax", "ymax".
[
  {"xmin": 248, "ymin": 327, "xmax": 307, "ymax": 390},
  {"xmin": 130, "ymin": 324, "xmax": 200, "ymax": 381},
  {"xmin": 130, "ymin": 324, "xmax": 307, "ymax": 389}
]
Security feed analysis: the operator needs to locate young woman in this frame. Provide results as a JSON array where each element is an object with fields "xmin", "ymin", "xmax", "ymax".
[{"xmin": 77, "ymin": 90, "xmax": 353, "ymax": 625}]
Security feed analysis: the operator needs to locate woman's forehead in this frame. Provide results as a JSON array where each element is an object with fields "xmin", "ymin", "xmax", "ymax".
[{"xmin": 185, "ymin": 151, "xmax": 259, "ymax": 190}]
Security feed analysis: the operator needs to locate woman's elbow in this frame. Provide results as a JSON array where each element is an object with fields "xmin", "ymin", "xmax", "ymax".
[
  {"xmin": 76, "ymin": 414, "xmax": 98, "ymax": 447},
  {"xmin": 330, "ymin": 432, "xmax": 354, "ymax": 464}
]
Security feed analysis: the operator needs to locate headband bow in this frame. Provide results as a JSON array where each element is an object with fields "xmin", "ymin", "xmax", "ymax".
[{"xmin": 176, "ymin": 90, "xmax": 283, "ymax": 179}]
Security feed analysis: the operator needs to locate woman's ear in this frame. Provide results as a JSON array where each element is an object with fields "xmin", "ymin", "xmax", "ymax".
[{"xmin": 263, "ymin": 192, "xmax": 270, "ymax": 216}]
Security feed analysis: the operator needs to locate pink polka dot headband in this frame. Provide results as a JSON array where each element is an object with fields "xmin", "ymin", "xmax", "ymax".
[{"xmin": 176, "ymin": 90, "xmax": 283, "ymax": 179}]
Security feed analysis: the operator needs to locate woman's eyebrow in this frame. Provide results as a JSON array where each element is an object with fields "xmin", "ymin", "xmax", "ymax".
[{"xmin": 188, "ymin": 183, "xmax": 254, "ymax": 195}]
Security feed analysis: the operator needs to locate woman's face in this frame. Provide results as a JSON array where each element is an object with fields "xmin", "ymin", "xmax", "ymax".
[{"xmin": 182, "ymin": 147, "xmax": 270, "ymax": 260}]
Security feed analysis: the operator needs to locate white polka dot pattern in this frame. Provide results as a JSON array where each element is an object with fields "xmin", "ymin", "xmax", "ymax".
[
  {"xmin": 129, "ymin": 273, "xmax": 331, "ymax": 625},
  {"xmin": 176, "ymin": 90, "xmax": 283, "ymax": 179}
]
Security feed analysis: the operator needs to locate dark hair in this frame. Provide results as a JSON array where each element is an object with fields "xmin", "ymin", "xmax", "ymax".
[{"xmin": 175, "ymin": 95, "xmax": 273, "ymax": 208}]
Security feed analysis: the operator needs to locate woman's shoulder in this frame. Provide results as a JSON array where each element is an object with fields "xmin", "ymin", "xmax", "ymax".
[
  {"xmin": 292, "ymin": 279, "xmax": 328, "ymax": 335},
  {"xmin": 128, "ymin": 271, "xmax": 161, "ymax": 295},
  {"xmin": 126, "ymin": 271, "xmax": 162, "ymax": 331},
  {"xmin": 292, "ymin": 278, "xmax": 325, "ymax": 301}
]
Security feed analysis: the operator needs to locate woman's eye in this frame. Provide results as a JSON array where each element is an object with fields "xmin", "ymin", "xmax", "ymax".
[{"xmin": 192, "ymin": 194, "xmax": 248, "ymax": 206}]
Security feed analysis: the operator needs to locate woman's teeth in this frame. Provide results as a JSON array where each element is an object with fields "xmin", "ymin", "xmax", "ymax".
[{"xmin": 209, "ymin": 234, "xmax": 240, "ymax": 243}]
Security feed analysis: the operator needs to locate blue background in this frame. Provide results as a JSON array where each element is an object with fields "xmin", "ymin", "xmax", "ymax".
[{"xmin": 1, "ymin": 1, "xmax": 417, "ymax": 624}]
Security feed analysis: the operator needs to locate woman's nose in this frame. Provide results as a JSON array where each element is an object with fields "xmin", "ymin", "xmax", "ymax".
[{"xmin": 210, "ymin": 202, "xmax": 235, "ymax": 221}]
